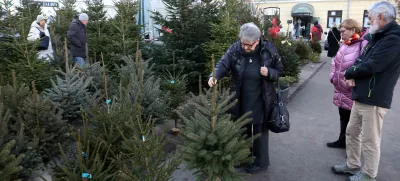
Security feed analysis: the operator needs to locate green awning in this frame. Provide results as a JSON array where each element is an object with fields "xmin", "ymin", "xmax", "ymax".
[{"xmin": 291, "ymin": 3, "xmax": 314, "ymax": 17}]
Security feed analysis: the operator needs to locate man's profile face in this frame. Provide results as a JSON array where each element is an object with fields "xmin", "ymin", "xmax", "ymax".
[
  {"xmin": 240, "ymin": 38, "xmax": 259, "ymax": 53},
  {"xmin": 368, "ymin": 12, "xmax": 383, "ymax": 34}
]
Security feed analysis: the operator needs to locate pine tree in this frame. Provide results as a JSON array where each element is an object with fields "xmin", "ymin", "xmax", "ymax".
[
  {"xmin": 174, "ymin": 57, "xmax": 253, "ymax": 181},
  {"xmin": 43, "ymin": 65, "xmax": 97, "ymax": 124}
]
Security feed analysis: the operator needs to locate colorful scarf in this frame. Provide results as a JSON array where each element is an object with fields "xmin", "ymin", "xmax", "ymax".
[{"xmin": 344, "ymin": 32, "xmax": 363, "ymax": 45}]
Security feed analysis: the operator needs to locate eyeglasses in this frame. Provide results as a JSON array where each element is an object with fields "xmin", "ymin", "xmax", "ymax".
[{"xmin": 241, "ymin": 41, "xmax": 257, "ymax": 48}]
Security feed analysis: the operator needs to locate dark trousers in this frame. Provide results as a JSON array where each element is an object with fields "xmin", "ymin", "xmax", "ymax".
[
  {"xmin": 245, "ymin": 124, "xmax": 269, "ymax": 167},
  {"xmin": 338, "ymin": 107, "xmax": 351, "ymax": 142}
]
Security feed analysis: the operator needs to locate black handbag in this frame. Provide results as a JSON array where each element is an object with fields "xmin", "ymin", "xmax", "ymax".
[
  {"xmin": 36, "ymin": 28, "xmax": 49, "ymax": 50},
  {"xmin": 268, "ymin": 82, "xmax": 290, "ymax": 133}
]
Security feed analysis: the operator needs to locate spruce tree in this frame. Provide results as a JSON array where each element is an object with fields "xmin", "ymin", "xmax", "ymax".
[
  {"xmin": 174, "ymin": 57, "xmax": 253, "ymax": 181},
  {"xmin": 43, "ymin": 65, "xmax": 96, "ymax": 124},
  {"xmin": 52, "ymin": 117, "xmax": 118, "ymax": 181}
]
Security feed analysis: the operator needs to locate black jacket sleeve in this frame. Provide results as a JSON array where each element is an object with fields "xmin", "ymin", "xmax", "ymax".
[
  {"xmin": 210, "ymin": 48, "xmax": 232, "ymax": 80},
  {"xmin": 67, "ymin": 23, "xmax": 82, "ymax": 48},
  {"xmin": 344, "ymin": 37, "xmax": 400, "ymax": 79},
  {"xmin": 265, "ymin": 50, "xmax": 283, "ymax": 82}
]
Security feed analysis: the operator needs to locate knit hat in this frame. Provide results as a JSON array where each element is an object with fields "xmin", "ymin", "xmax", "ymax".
[
  {"xmin": 36, "ymin": 15, "xmax": 46, "ymax": 23},
  {"xmin": 79, "ymin": 13, "xmax": 89, "ymax": 21},
  {"xmin": 314, "ymin": 20, "xmax": 319, "ymax": 25}
]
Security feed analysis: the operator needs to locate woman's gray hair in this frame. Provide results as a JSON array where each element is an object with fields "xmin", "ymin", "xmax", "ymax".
[
  {"xmin": 368, "ymin": 1, "xmax": 397, "ymax": 22},
  {"xmin": 239, "ymin": 22, "xmax": 261, "ymax": 42}
]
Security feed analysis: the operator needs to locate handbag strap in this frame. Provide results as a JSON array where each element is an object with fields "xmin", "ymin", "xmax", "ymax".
[{"xmin": 276, "ymin": 81, "xmax": 282, "ymax": 101}]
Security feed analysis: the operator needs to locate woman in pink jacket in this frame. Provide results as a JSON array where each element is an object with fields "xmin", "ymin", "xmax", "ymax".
[{"xmin": 328, "ymin": 19, "xmax": 368, "ymax": 149}]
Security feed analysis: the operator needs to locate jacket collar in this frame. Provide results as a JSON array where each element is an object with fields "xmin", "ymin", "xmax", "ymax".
[{"xmin": 365, "ymin": 21, "xmax": 400, "ymax": 41}]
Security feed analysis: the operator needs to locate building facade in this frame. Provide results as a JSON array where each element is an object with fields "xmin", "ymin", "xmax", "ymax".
[{"xmin": 256, "ymin": 0, "xmax": 380, "ymax": 39}]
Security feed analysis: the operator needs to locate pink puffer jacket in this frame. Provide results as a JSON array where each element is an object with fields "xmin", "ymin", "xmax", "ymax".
[{"xmin": 330, "ymin": 39, "xmax": 368, "ymax": 110}]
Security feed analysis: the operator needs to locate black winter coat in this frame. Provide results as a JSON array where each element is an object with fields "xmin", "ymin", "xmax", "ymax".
[
  {"xmin": 211, "ymin": 39, "xmax": 283, "ymax": 126},
  {"xmin": 67, "ymin": 19, "xmax": 87, "ymax": 58},
  {"xmin": 344, "ymin": 21, "xmax": 400, "ymax": 109},
  {"xmin": 327, "ymin": 27, "xmax": 341, "ymax": 57}
]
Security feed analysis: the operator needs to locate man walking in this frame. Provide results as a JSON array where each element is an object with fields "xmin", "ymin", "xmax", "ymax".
[
  {"xmin": 67, "ymin": 13, "xmax": 89, "ymax": 67},
  {"xmin": 331, "ymin": 1, "xmax": 400, "ymax": 181}
]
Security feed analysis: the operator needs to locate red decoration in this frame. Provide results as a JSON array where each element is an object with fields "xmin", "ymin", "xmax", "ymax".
[
  {"xmin": 162, "ymin": 26, "xmax": 172, "ymax": 34},
  {"xmin": 268, "ymin": 18, "xmax": 280, "ymax": 38}
]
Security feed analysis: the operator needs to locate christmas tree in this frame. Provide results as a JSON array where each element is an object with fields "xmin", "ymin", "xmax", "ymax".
[
  {"xmin": 151, "ymin": 0, "xmax": 220, "ymax": 86},
  {"xmin": 17, "ymin": 82, "xmax": 71, "ymax": 163},
  {"xmin": 0, "ymin": 104, "xmax": 24, "ymax": 181},
  {"xmin": 160, "ymin": 65, "xmax": 188, "ymax": 135},
  {"xmin": 51, "ymin": 116, "xmax": 118, "ymax": 181},
  {"xmin": 115, "ymin": 52, "xmax": 169, "ymax": 123},
  {"xmin": 43, "ymin": 64, "xmax": 97, "ymax": 124},
  {"xmin": 174, "ymin": 56, "xmax": 253, "ymax": 181}
]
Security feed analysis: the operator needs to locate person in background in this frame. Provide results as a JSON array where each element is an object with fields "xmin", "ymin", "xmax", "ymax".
[
  {"xmin": 311, "ymin": 20, "xmax": 323, "ymax": 42},
  {"xmin": 331, "ymin": 1, "xmax": 400, "ymax": 181},
  {"xmin": 67, "ymin": 13, "xmax": 89, "ymax": 67},
  {"xmin": 328, "ymin": 19, "xmax": 367, "ymax": 149},
  {"xmin": 27, "ymin": 15, "xmax": 53, "ymax": 61},
  {"xmin": 327, "ymin": 22, "xmax": 341, "ymax": 58},
  {"xmin": 208, "ymin": 22, "xmax": 283, "ymax": 174}
]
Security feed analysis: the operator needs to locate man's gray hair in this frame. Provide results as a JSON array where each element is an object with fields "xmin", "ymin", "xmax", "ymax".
[
  {"xmin": 239, "ymin": 22, "xmax": 261, "ymax": 42},
  {"xmin": 368, "ymin": 1, "xmax": 397, "ymax": 22}
]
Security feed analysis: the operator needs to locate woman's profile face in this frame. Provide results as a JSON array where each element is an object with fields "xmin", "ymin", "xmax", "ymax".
[{"xmin": 340, "ymin": 27, "xmax": 355, "ymax": 41}]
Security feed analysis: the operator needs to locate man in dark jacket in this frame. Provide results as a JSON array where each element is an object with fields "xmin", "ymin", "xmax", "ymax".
[
  {"xmin": 208, "ymin": 22, "xmax": 283, "ymax": 173},
  {"xmin": 67, "ymin": 13, "xmax": 89, "ymax": 67},
  {"xmin": 331, "ymin": 1, "xmax": 400, "ymax": 181},
  {"xmin": 327, "ymin": 22, "xmax": 341, "ymax": 58}
]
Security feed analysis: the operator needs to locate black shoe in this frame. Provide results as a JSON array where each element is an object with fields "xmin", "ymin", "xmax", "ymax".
[
  {"xmin": 327, "ymin": 140, "xmax": 346, "ymax": 149},
  {"xmin": 245, "ymin": 165, "xmax": 268, "ymax": 173}
]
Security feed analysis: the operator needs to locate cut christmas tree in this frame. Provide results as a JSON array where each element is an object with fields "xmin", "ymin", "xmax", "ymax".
[{"xmin": 174, "ymin": 56, "xmax": 253, "ymax": 181}]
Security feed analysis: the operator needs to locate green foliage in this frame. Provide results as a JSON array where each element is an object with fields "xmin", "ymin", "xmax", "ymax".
[
  {"xmin": 161, "ymin": 68, "xmax": 188, "ymax": 125},
  {"xmin": 18, "ymin": 85, "xmax": 70, "ymax": 162},
  {"xmin": 294, "ymin": 41, "xmax": 312, "ymax": 61},
  {"xmin": 272, "ymin": 37, "xmax": 301, "ymax": 78},
  {"xmin": 175, "ymin": 88, "xmax": 253, "ymax": 181},
  {"xmin": 52, "ymin": 120, "xmax": 118, "ymax": 181},
  {"xmin": 309, "ymin": 40, "xmax": 322, "ymax": 54},
  {"xmin": 43, "ymin": 66, "xmax": 98, "ymax": 124},
  {"xmin": 115, "ymin": 55, "xmax": 169, "ymax": 122},
  {"xmin": 278, "ymin": 76, "xmax": 298, "ymax": 86},
  {"xmin": 151, "ymin": 0, "xmax": 220, "ymax": 86},
  {"xmin": 0, "ymin": 105, "xmax": 24, "ymax": 181},
  {"xmin": 310, "ymin": 52, "xmax": 321, "ymax": 63}
]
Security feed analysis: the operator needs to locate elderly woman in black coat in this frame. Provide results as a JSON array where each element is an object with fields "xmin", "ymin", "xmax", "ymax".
[
  {"xmin": 327, "ymin": 22, "xmax": 342, "ymax": 58},
  {"xmin": 208, "ymin": 22, "xmax": 283, "ymax": 173}
]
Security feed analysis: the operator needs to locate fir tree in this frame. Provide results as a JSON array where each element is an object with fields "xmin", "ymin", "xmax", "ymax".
[
  {"xmin": 174, "ymin": 57, "xmax": 253, "ymax": 181},
  {"xmin": 84, "ymin": 0, "xmax": 110, "ymax": 63},
  {"xmin": 0, "ymin": 104, "xmax": 24, "ymax": 181},
  {"xmin": 17, "ymin": 82, "xmax": 71, "ymax": 163},
  {"xmin": 151, "ymin": 0, "xmax": 220, "ymax": 86}
]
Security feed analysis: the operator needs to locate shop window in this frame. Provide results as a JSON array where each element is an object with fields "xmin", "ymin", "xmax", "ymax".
[
  {"xmin": 327, "ymin": 10, "xmax": 342, "ymax": 28},
  {"xmin": 363, "ymin": 10, "xmax": 370, "ymax": 28}
]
